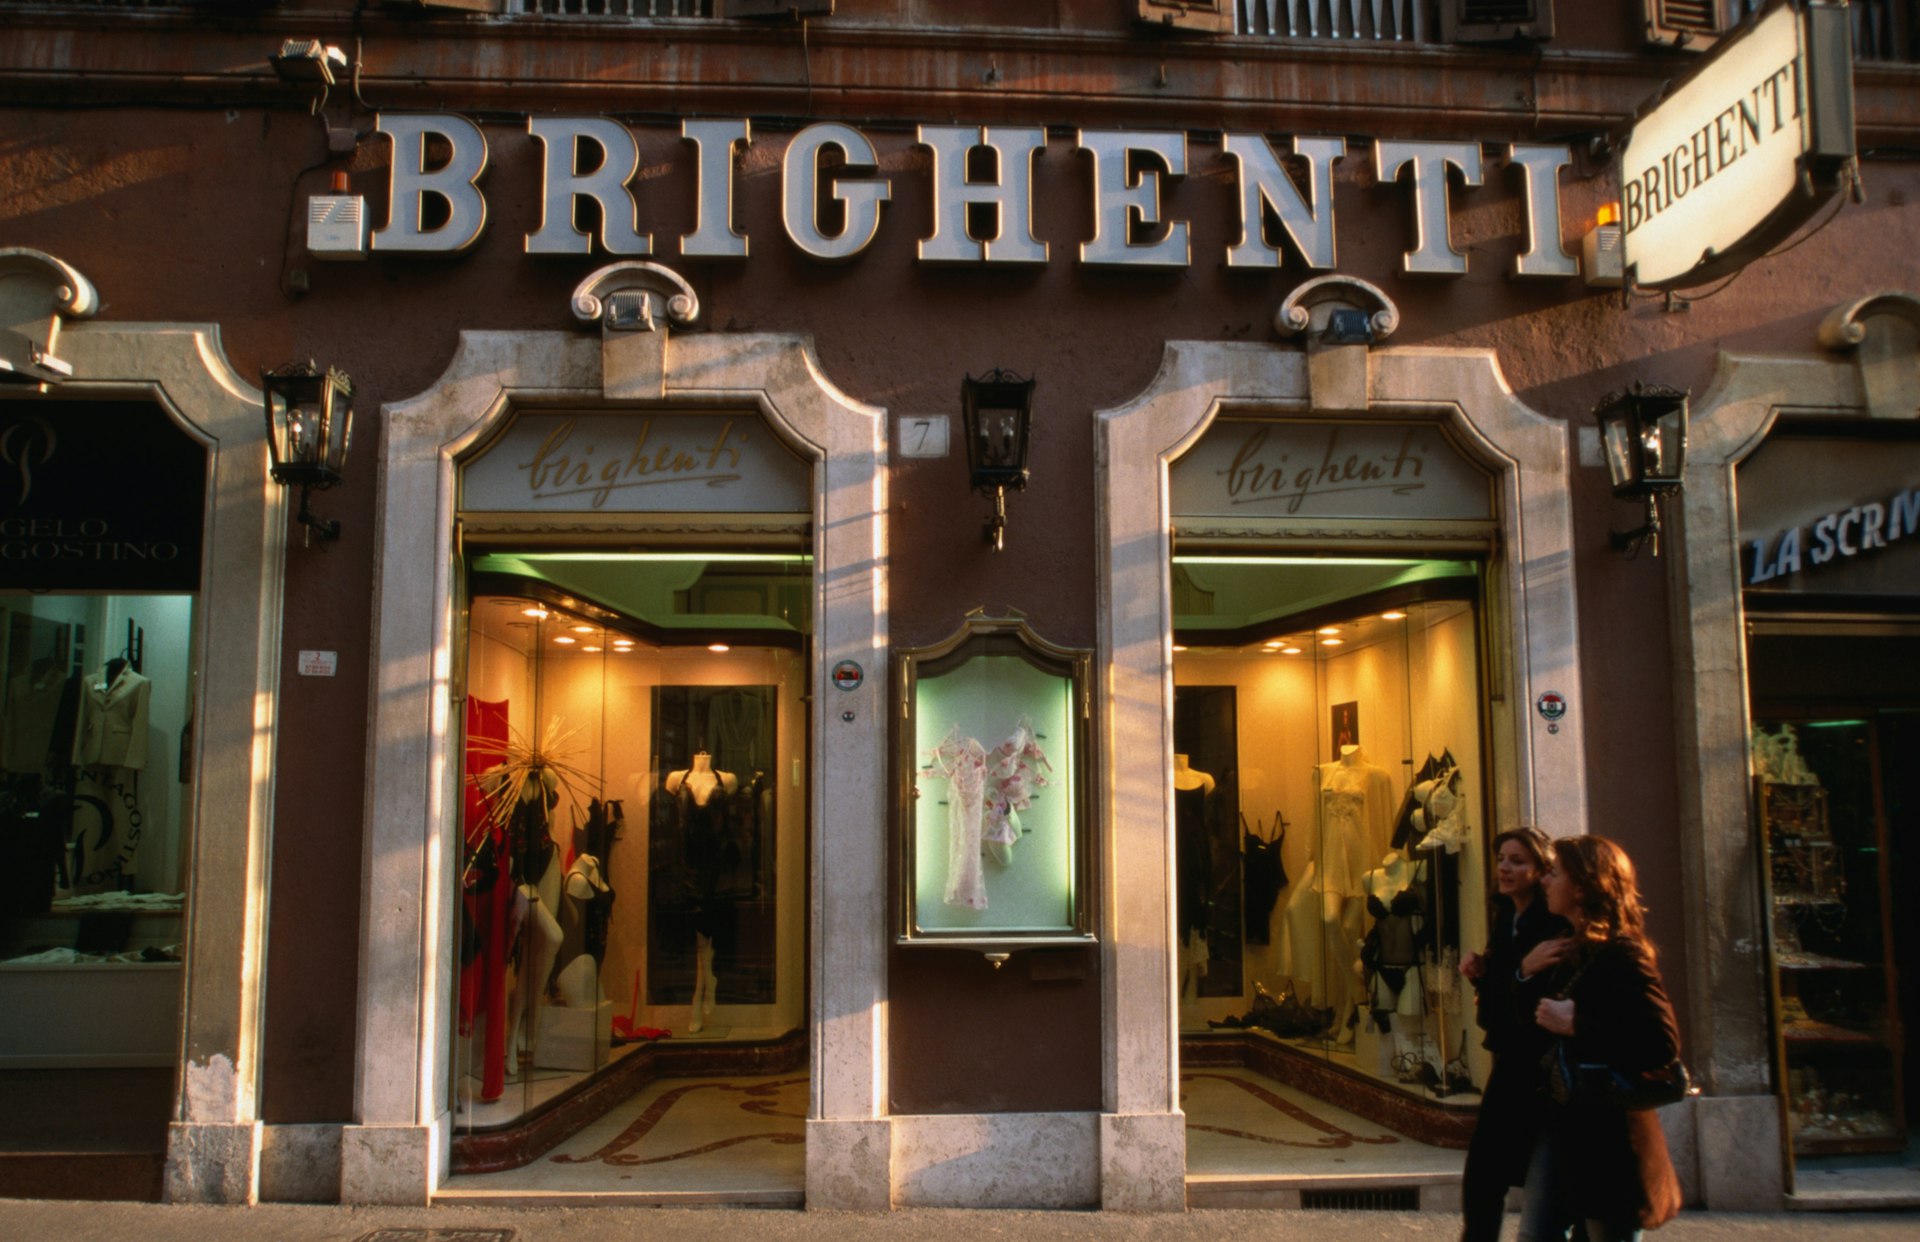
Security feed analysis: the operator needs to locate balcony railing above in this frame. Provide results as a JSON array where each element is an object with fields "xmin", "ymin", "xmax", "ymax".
[
  {"xmin": 1235, "ymin": 0, "xmax": 1432, "ymax": 42},
  {"xmin": 10, "ymin": 0, "xmax": 1917, "ymax": 63}
]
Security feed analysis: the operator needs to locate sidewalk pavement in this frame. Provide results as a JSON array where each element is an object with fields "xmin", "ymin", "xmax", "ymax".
[{"xmin": 1, "ymin": 1202, "xmax": 1915, "ymax": 1242}]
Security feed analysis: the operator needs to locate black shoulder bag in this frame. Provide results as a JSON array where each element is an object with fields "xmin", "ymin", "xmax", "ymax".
[{"xmin": 1540, "ymin": 947, "xmax": 1693, "ymax": 1112}]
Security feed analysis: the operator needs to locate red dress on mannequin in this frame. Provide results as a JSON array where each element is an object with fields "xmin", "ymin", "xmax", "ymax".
[{"xmin": 458, "ymin": 696, "xmax": 511, "ymax": 1101}]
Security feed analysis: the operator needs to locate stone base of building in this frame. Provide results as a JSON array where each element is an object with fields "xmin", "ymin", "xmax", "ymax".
[{"xmin": 162, "ymin": 1120, "xmax": 261, "ymax": 1204}]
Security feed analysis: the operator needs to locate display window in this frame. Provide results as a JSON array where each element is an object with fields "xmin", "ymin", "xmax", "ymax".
[
  {"xmin": 0, "ymin": 593, "xmax": 197, "ymax": 1066},
  {"xmin": 1169, "ymin": 555, "xmax": 1492, "ymax": 1102},
  {"xmin": 1748, "ymin": 624, "xmax": 1919, "ymax": 1186},
  {"xmin": 896, "ymin": 615, "xmax": 1094, "ymax": 950},
  {"xmin": 451, "ymin": 551, "xmax": 810, "ymax": 1131}
]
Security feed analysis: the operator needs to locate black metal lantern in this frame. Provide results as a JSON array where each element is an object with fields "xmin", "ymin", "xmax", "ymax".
[
  {"xmin": 263, "ymin": 360, "xmax": 353, "ymax": 542},
  {"xmin": 961, "ymin": 368, "xmax": 1035, "ymax": 552},
  {"xmin": 1593, "ymin": 383, "xmax": 1687, "ymax": 557}
]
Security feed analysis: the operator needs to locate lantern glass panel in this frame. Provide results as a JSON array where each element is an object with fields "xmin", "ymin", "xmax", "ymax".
[
  {"xmin": 1600, "ymin": 414, "xmax": 1637, "ymax": 491},
  {"xmin": 1643, "ymin": 402, "xmax": 1686, "ymax": 483},
  {"xmin": 974, "ymin": 406, "xmax": 1022, "ymax": 471}
]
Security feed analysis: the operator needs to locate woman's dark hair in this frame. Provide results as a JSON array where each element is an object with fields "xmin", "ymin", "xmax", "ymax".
[
  {"xmin": 1550, "ymin": 834, "xmax": 1655, "ymax": 960},
  {"xmin": 1493, "ymin": 826, "xmax": 1551, "ymax": 871},
  {"xmin": 1490, "ymin": 826, "xmax": 1552, "ymax": 910}
]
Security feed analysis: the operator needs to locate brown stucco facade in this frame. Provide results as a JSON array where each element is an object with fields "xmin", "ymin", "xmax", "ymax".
[{"xmin": 1, "ymin": 0, "xmax": 1916, "ymax": 1214}]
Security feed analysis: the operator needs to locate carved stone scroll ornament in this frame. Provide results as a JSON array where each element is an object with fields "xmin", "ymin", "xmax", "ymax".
[
  {"xmin": 569, "ymin": 260, "xmax": 701, "ymax": 334},
  {"xmin": 1815, "ymin": 290, "xmax": 1920, "ymax": 421},
  {"xmin": 0, "ymin": 247, "xmax": 100, "ymax": 385},
  {"xmin": 1273, "ymin": 274, "xmax": 1400, "ymax": 343}
]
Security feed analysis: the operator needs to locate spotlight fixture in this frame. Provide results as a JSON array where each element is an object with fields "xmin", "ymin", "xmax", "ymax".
[{"xmin": 268, "ymin": 39, "xmax": 347, "ymax": 86}]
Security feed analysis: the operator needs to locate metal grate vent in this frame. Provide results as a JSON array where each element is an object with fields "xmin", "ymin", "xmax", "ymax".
[
  {"xmin": 1658, "ymin": 0, "xmax": 1719, "ymax": 32},
  {"xmin": 1300, "ymin": 1187, "xmax": 1422, "ymax": 1211}
]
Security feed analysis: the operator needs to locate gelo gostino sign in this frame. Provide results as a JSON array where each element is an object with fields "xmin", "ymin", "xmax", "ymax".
[
  {"xmin": 1619, "ymin": 0, "xmax": 1854, "ymax": 290},
  {"xmin": 365, "ymin": 117, "xmax": 1586, "ymax": 280}
]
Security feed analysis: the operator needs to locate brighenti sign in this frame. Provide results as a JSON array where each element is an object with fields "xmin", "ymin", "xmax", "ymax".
[{"xmin": 1619, "ymin": 0, "xmax": 1854, "ymax": 290}]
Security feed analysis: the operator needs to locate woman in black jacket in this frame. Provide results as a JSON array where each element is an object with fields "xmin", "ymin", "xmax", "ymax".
[
  {"xmin": 1520, "ymin": 835, "xmax": 1684, "ymax": 1241},
  {"xmin": 1457, "ymin": 826, "xmax": 1569, "ymax": 1242}
]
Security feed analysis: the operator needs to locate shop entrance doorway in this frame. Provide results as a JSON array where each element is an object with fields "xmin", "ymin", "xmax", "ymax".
[
  {"xmin": 1749, "ymin": 622, "xmax": 1920, "ymax": 1202},
  {"xmin": 1168, "ymin": 554, "xmax": 1488, "ymax": 1200},
  {"xmin": 441, "ymin": 550, "xmax": 811, "ymax": 1202}
]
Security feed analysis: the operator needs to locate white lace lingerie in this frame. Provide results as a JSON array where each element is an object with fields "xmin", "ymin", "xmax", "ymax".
[{"xmin": 921, "ymin": 716, "xmax": 1053, "ymax": 910}]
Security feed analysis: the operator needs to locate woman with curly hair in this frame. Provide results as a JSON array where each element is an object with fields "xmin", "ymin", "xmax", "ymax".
[
  {"xmin": 1457, "ymin": 826, "xmax": 1571, "ymax": 1242},
  {"xmin": 1517, "ymin": 834, "xmax": 1684, "ymax": 1241}
]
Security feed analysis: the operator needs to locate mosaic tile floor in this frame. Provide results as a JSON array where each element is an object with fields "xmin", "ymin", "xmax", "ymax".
[
  {"xmin": 1182, "ymin": 1066, "xmax": 1463, "ymax": 1183},
  {"xmin": 438, "ymin": 1065, "xmax": 1460, "ymax": 1203},
  {"xmin": 439, "ymin": 1073, "xmax": 808, "ymax": 1204}
]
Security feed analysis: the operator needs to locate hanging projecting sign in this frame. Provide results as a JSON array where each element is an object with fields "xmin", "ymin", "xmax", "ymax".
[
  {"xmin": 461, "ymin": 410, "xmax": 809, "ymax": 515},
  {"xmin": 1618, "ymin": 0, "xmax": 1854, "ymax": 290}
]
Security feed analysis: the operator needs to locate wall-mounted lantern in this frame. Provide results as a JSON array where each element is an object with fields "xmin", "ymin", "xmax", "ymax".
[
  {"xmin": 1594, "ymin": 383, "xmax": 1687, "ymax": 558},
  {"xmin": 263, "ymin": 360, "xmax": 353, "ymax": 544},
  {"xmin": 960, "ymin": 368, "xmax": 1035, "ymax": 553}
]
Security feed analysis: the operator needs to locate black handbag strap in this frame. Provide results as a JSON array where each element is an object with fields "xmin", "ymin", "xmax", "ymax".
[{"xmin": 1549, "ymin": 942, "xmax": 1598, "ymax": 1000}]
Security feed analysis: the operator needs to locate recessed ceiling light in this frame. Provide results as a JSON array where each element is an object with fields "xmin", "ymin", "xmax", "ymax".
[
  {"xmin": 522, "ymin": 606, "xmax": 550, "ymax": 620},
  {"xmin": 553, "ymin": 635, "xmax": 576, "ymax": 645},
  {"xmin": 1381, "ymin": 610, "xmax": 1407, "ymax": 621},
  {"xmin": 571, "ymin": 624, "xmax": 595, "ymax": 634},
  {"xmin": 1282, "ymin": 646, "xmax": 1303, "ymax": 655},
  {"xmin": 582, "ymin": 645, "xmax": 602, "ymax": 653},
  {"xmin": 1320, "ymin": 637, "xmax": 1343, "ymax": 646},
  {"xmin": 1316, "ymin": 626, "xmax": 1341, "ymax": 636},
  {"xmin": 708, "ymin": 643, "xmax": 731, "ymax": 653},
  {"xmin": 1171, "ymin": 644, "xmax": 1188, "ymax": 652}
]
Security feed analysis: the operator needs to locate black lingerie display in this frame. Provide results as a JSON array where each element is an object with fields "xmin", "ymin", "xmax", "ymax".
[
  {"xmin": 1174, "ymin": 783, "xmax": 1211, "ymax": 941},
  {"xmin": 1241, "ymin": 813, "xmax": 1287, "ymax": 946}
]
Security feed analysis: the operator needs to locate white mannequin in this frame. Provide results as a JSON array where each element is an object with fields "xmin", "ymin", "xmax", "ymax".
[
  {"xmin": 664, "ymin": 751, "xmax": 737, "ymax": 1032},
  {"xmin": 664, "ymin": 749, "xmax": 739, "ymax": 802},
  {"xmin": 1306, "ymin": 746, "xmax": 1390, "ymax": 1045},
  {"xmin": 1172, "ymin": 752, "xmax": 1216, "ymax": 795}
]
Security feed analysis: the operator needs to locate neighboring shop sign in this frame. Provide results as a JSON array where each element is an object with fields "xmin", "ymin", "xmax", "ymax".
[
  {"xmin": 0, "ymin": 400, "xmax": 206, "ymax": 592},
  {"xmin": 1619, "ymin": 0, "xmax": 1854, "ymax": 290},
  {"xmin": 461, "ymin": 410, "xmax": 809, "ymax": 514},
  {"xmin": 1169, "ymin": 419, "xmax": 1493, "ymax": 522},
  {"xmin": 1738, "ymin": 434, "xmax": 1920, "ymax": 597}
]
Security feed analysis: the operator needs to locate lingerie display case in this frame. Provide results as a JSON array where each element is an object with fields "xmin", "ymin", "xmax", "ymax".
[
  {"xmin": 1755, "ymin": 720, "xmax": 1909, "ymax": 1162},
  {"xmin": 895, "ymin": 613, "xmax": 1094, "ymax": 955}
]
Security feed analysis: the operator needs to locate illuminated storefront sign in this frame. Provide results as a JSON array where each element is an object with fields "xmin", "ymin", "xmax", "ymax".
[{"xmin": 1618, "ymin": 0, "xmax": 1854, "ymax": 290}]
